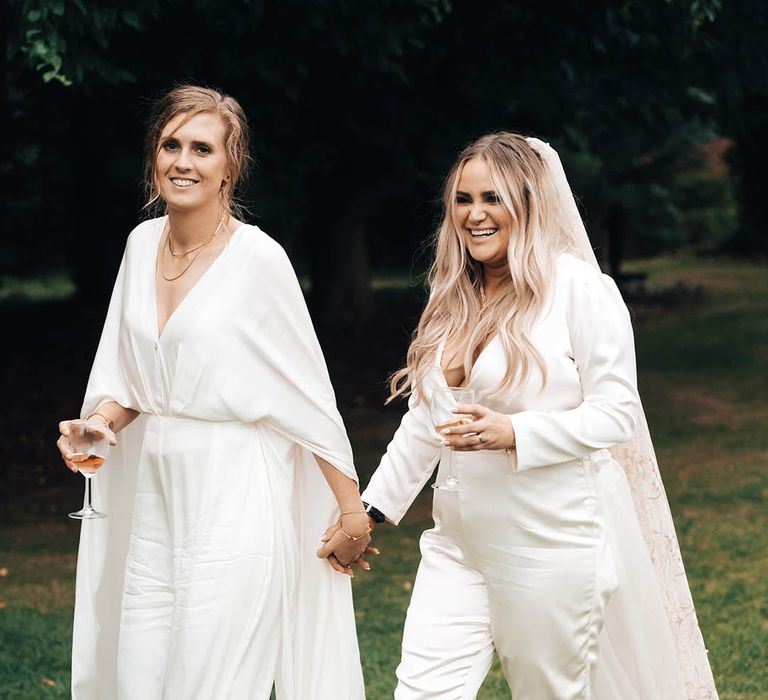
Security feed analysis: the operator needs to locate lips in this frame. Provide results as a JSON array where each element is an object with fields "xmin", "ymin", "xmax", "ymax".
[{"xmin": 467, "ymin": 228, "xmax": 498, "ymax": 238}]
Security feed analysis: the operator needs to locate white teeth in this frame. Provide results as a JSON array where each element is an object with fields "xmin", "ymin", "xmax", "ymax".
[
  {"xmin": 469, "ymin": 228, "xmax": 498, "ymax": 238},
  {"xmin": 171, "ymin": 178, "xmax": 197, "ymax": 187}
]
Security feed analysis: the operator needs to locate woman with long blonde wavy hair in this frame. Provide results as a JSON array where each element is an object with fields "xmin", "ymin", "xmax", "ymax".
[{"xmin": 361, "ymin": 133, "xmax": 718, "ymax": 699}]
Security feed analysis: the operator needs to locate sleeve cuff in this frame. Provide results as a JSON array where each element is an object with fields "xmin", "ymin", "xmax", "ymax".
[{"xmin": 506, "ymin": 413, "xmax": 531, "ymax": 472}]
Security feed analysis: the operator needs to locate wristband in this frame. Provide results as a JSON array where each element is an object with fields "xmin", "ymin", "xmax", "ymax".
[{"xmin": 362, "ymin": 501, "xmax": 386, "ymax": 524}]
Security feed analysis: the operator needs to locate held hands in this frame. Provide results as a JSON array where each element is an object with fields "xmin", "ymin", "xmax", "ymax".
[
  {"xmin": 57, "ymin": 418, "xmax": 117, "ymax": 473},
  {"xmin": 440, "ymin": 404, "xmax": 516, "ymax": 452},
  {"xmin": 317, "ymin": 512, "xmax": 379, "ymax": 576}
]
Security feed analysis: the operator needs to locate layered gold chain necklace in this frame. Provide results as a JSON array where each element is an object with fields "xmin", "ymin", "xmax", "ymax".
[{"xmin": 161, "ymin": 216, "xmax": 224, "ymax": 282}]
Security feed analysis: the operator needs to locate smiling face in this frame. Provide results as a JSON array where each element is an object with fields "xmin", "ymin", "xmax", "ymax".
[
  {"xmin": 454, "ymin": 157, "xmax": 513, "ymax": 269},
  {"xmin": 154, "ymin": 111, "xmax": 229, "ymax": 213}
]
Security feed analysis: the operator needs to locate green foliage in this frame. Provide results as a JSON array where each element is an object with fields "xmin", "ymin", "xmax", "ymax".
[
  {"xmin": 674, "ymin": 171, "xmax": 738, "ymax": 253},
  {"xmin": 691, "ymin": 0, "xmax": 768, "ymax": 252},
  {"xmin": 2, "ymin": 0, "xmax": 759, "ymax": 300},
  {"xmin": 8, "ymin": 0, "xmax": 152, "ymax": 85}
]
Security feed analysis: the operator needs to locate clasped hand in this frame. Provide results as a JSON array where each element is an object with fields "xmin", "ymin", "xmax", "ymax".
[
  {"xmin": 439, "ymin": 403, "xmax": 516, "ymax": 451},
  {"xmin": 316, "ymin": 512, "xmax": 378, "ymax": 576}
]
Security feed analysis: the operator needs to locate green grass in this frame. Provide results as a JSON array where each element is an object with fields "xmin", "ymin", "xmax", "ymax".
[
  {"xmin": 0, "ymin": 521, "xmax": 78, "ymax": 699},
  {"xmin": 1, "ymin": 257, "xmax": 766, "ymax": 698}
]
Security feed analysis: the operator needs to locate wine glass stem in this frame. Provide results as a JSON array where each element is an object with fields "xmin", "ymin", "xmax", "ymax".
[
  {"xmin": 449, "ymin": 448, "xmax": 457, "ymax": 481},
  {"xmin": 85, "ymin": 476, "xmax": 93, "ymax": 509}
]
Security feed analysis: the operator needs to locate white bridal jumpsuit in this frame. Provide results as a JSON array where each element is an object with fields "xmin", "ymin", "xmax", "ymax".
[
  {"xmin": 362, "ymin": 254, "xmax": 696, "ymax": 699},
  {"xmin": 71, "ymin": 218, "xmax": 365, "ymax": 700}
]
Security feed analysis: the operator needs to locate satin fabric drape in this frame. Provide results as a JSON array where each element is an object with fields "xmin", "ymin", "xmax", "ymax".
[{"xmin": 71, "ymin": 219, "xmax": 365, "ymax": 699}]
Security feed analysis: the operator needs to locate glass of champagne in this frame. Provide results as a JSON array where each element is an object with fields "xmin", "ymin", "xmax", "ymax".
[
  {"xmin": 430, "ymin": 387, "xmax": 475, "ymax": 491},
  {"xmin": 67, "ymin": 420, "xmax": 109, "ymax": 519}
]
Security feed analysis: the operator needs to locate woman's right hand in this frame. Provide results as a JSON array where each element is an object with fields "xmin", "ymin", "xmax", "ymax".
[{"xmin": 57, "ymin": 418, "xmax": 117, "ymax": 473}]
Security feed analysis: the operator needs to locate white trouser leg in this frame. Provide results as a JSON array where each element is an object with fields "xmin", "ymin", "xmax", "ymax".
[
  {"xmin": 118, "ymin": 418, "xmax": 282, "ymax": 700},
  {"xmin": 461, "ymin": 452, "xmax": 616, "ymax": 700},
  {"xmin": 395, "ymin": 530, "xmax": 495, "ymax": 700},
  {"xmin": 482, "ymin": 541, "xmax": 614, "ymax": 700}
]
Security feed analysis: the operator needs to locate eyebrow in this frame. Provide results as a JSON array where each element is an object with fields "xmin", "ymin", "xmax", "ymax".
[
  {"xmin": 160, "ymin": 136, "xmax": 215, "ymax": 149},
  {"xmin": 456, "ymin": 190, "xmax": 498, "ymax": 197}
]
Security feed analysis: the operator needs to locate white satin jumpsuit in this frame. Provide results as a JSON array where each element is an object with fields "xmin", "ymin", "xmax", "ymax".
[{"xmin": 362, "ymin": 253, "xmax": 640, "ymax": 699}]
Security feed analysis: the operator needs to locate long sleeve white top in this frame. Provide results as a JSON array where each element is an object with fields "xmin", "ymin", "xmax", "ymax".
[{"xmin": 362, "ymin": 254, "xmax": 640, "ymax": 524}]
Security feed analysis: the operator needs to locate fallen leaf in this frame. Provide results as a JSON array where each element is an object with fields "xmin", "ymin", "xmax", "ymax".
[
  {"xmin": 0, "ymin": 601, "xmax": 7, "ymax": 609},
  {"xmin": 0, "ymin": 567, "xmax": 7, "ymax": 576},
  {"xmin": 403, "ymin": 581, "xmax": 413, "ymax": 591},
  {"xmin": 42, "ymin": 677, "xmax": 57, "ymax": 687}
]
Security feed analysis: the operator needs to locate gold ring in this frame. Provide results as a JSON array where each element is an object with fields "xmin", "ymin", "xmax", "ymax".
[{"xmin": 477, "ymin": 434, "xmax": 484, "ymax": 443}]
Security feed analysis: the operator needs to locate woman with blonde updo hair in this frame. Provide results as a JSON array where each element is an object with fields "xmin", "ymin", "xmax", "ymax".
[
  {"xmin": 57, "ymin": 85, "xmax": 370, "ymax": 699},
  {"xmin": 362, "ymin": 133, "xmax": 717, "ymax": 698}
]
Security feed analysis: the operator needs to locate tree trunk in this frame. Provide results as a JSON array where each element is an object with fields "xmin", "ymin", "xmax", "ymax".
[
  {"xmin": 607, "ymin": 204, "xmax": 628, "ymax": 279},
  {"xmin": 307, "ymin": 185, "xmax": 382, "ymax": 328}
]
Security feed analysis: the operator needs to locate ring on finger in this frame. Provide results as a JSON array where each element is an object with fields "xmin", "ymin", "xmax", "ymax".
[{"xmin": 477, "ymin": 433, "xmax": 485, "ymax": 444}]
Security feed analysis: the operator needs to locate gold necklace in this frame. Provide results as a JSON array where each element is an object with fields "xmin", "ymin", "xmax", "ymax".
[
  {"xmin": 168, "ymin": 229, "xmax": 215, "ymax": 257},
  {"xmin": 167, "ymin": 217, "xmax": 223, "ymax": 257},
  {"xmin": 161, "ymin": 217, "xmax": 224, "ymax": 282}
]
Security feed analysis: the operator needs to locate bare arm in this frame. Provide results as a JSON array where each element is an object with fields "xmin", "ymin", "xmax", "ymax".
[
  {"xmin": 314, "ymin": 455, "xmax": 374, "ymax": 575},
  {"xmin": 314, "ymin": 454, "xmax": 365, "ymax": 513}
]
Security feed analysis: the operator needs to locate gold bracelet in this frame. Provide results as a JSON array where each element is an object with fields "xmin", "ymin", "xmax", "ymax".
[
  {"xmin": 339, "ymin": 511, "xmax": 371, "ymax": 540},
  {"xmin": 505, "ymin": 435, "xmax": 517, "ymax": 454},
  {"xmin": 339, "ymin": 524, "xmax": 372, "ymax": 542},
  {"xmin": 86, "ymin": 412, "xmax": 112, "ymax": 428}
]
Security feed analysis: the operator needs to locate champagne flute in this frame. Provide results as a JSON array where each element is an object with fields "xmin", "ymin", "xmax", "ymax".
[
  {"xmin": 430, "ymin": 387, "xmax": 475, "ymax": 491},
  {"xmin": 67, "ymin": 420, "xmax": 109, "ymax": 519}
]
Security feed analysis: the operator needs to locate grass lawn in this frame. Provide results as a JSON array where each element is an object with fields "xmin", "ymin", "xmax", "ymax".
[{"xmin": 1, "ymin": 257, "xmax": 765, "ymax": 698}]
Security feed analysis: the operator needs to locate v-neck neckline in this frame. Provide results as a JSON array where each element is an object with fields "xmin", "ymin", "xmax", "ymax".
[
  {"xmin": 152, "ymin": 218, "xmax": 245, "ymax": 340},
  {"xmin": 436, "ymin": 334, "xmax": 498, "ymax": 388}
]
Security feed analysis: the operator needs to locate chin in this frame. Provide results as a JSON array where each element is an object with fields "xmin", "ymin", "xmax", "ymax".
[
  {"xmin": 470, "ymin": 250, "xmax": 508, "ymax": 267},
  {"xmin": 162, "ymin": 193, "xmax": 205, "ymax": 211}
]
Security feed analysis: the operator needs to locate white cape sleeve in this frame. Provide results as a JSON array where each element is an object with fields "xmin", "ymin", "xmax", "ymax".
[
  {"xmin": 72, "ymin": 248, "xmax": 147, "ymax": 700},
  {"xmin": 230, "ymin": 233, "xmax": 365, "ymax": 698}
]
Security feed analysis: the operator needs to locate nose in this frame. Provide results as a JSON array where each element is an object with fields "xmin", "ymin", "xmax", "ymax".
[
  {"xmin": 468, "ymin": 203, "xmax": 487, "ymax": 224},
  {"xmin": 174, "ymin": 146, "xmax": 193, "ymax": 171}
]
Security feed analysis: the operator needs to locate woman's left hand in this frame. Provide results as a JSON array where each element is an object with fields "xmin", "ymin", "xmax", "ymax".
[{"xmin": 440, "ymin": 403, "xmax": 516, "ymax": 452}]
